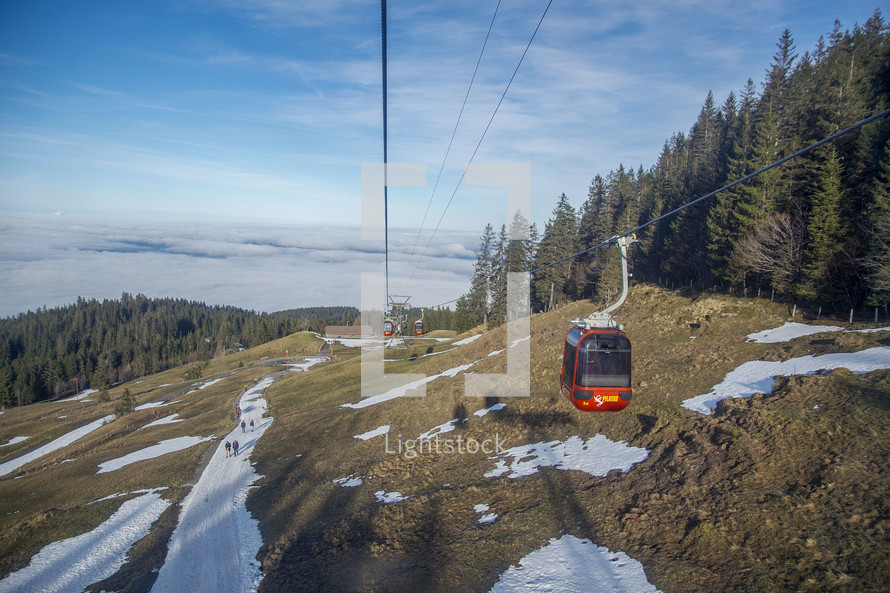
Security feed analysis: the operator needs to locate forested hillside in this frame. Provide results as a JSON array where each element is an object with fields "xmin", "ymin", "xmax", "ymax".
[
  {"xmin": 272, "ymin": 306, "xmax": 456, "ymax": 334},
  {"xmin": 0, "ymin": 294, "xmax": 301, "ymax": 407},
  {"xmin": 457, "ymin": 14, "xmax": 890, "ymax": 330}
]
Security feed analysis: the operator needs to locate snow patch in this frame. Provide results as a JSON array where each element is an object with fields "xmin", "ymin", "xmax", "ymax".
[
  {"xmin": 485, "ymin": 435, "xmax": 649, "ymax": 479},
  {"xmin": 453, "ymin": 334, "xmax": 482, "ymax": 346},
  {"xmin": 286, "ymin": 356, "xmax": 328, "ymax": 372},
  {"xmin": 419, "ymin": 418, "xmax": 462, "ymax": 440},
  {"xmin": 0, "ymin": 414, "xmax": 116, "ymax": 477},
  {"xmin": 59, "ymin": 388, "xmax": 97, "ymax": 402},
  {"xmin": 489, "ymin": 535, "xmax": 661, "ymax": 593},
  {"xmin": 474, "ymin": 403, "xmax": 506, "ymax": 417},
  {"xmin": 375, "ymin": 490, "xmax": 409, "ymax": 503},
  {"xmin": 140, "ymin": 414, "xmax": 184, "ymax": 429},
  {"xmin": 747, "ymin": 322, "xmax": 844, "ymax": 343},
  {"xmin": 0, "ymin": 492, "xmax": 170, "ymax": 593},
  {"xmin": 474, "ymin": 504, "xmax": 490, "ymax": 513},
  {"xmin": 747, "ymin": 321, "xmax": 890, "ymax": 343},
  {"xmin": 135, "ymin": 401, "xmax": 170, "ymax": 410},
  {"xmin": 682, "ymin": 346, "xmax": 890, "ymax": 414},
  {"xmin": 334, "ymin": 338, "xmax": 384, "ymax": 349},
  {"xmin": 1, "ymin": 436, "xmax": 28, "ymax": 447},
  {"xmin": 421, "ymin": 348, "xmax": 456, "ymax": 357},
  {"xmin": 478, "ymin": 513, "xmax": 498, "ymax": 524},
  {"xmin": 97, "ymin": 435, "xmax": 212, "ymax": 473},
  {"xmin": 354, "ymin": 425, "xmax": 390, "ymax": 441},
  {"xmin": 340, "ymin": 361, "xmax": 477, "ymax": 409},
  {"xmin": 333, "ymin": 474, "xmax": 364, "ymax": 487}
]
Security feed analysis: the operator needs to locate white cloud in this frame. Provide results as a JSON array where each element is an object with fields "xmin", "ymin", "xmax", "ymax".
[{"xmin": 0, "ymin": 214, "xmax": 477, "ymax": 316}]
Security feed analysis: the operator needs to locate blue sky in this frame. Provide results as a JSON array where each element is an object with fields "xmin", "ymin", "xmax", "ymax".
[{"xmin": 0, "ymin": 0, "xmax": 885, "ymax": 316}]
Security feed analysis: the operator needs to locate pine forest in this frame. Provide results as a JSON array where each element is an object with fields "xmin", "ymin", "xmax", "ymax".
[{"xmin": 456, "ymin": 16, "xmax": 890, "ymax": 331}]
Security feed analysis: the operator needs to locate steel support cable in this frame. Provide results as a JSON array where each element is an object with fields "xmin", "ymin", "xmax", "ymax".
[
  {"xmin": 381, "ymin": 0, "xmax": 390, "ymax": 306},
  {"xmin": 403, "ymin": 0, "xmax": 554, "ymax": 290},
  {"xmin": 397, "ymin": 0, "xmax": 504, "ymax": 293},
  {"xmin": 427, "ymin": 106, "xmax": 890, "ymax": 309}
]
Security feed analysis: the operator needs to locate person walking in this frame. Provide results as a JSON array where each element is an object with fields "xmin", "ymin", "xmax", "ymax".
[
  {"xmin": 249, "ymin": 419, "xmax": 255, "ymax": 431},
  {"xmin": 233, "ymin": 440, "xmax": 240, "ymax": 457},
  {"xmin": 225, "ymin": 441, "xmax": 231, "ymax": 458},
  {"xmin": 241, "ymin": 420, "xmax": 246, "ymax": 433}
]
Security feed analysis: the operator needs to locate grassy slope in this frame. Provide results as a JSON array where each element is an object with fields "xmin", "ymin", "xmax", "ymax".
[
  {"xmin": 0, "ymin": 331, "xmax": 324, "ymax": 589},
  {"xmin": 249, "ymin": 285, "xmax": 890, "ymax": 593},
  {"xmin": 1, "ymin": 293, "xmax": 888, "ymax": 593}
]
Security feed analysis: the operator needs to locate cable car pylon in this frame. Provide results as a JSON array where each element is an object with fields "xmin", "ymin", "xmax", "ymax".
[
  {"xmin": 561, "ymin": 235, "xmax": 638, "ymax": 411},
  {"xmin": 384, "ymin": 295, "xmax": 412, "ymax": 348}
]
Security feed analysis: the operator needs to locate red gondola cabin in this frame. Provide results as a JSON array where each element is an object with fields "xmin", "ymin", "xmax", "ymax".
[
  {"xmin": 414, "ymin": 321, "xmax": 424, "ymax": 336},
  {"xmin": 383, "ymin": 319, "xmax": 394, "ymax": 337},
  {"xmin": 561, "ymin": 326, "xmax": 632, "ymax": 411}
]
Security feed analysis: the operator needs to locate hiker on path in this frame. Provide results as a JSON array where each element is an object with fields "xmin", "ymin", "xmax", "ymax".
[
  {"xmin": 241, "ymin": 420, "xmax": 246, "ymax": 433},
  {"xmin": 249, "ymin": 419, "xmax": 255, "ymax": 431},
  {"xmin": 233, "ymin": 440, "xmax": 240, "ymax": 456},
  {"xmin": 225, "ymin": 441, "xmax": 231, "ymax": 458}
]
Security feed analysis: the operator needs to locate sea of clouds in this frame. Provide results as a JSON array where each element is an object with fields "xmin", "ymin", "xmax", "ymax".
[{"xmin": 0, "ymin": 213, "xmax": 477, "ymax": 317}]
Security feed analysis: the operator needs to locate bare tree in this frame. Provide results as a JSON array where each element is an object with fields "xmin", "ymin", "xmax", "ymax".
[
  {"xmin": 864, "ymin": 209, "xmax": 890, "ymax": 304},
  {"xmin": 733, "ymin": 210, "xmax": 806, "ymax": 298}
]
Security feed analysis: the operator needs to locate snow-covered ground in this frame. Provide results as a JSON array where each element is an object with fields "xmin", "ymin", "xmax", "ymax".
[
  {"xmin": 333, "ymin": 338, "xmax": 384, "ymax": 349},
  {"xmin": 375, "ymin": 490, "xmax": 409, "ymax": 503},
  {"xmin": 747, "ymin": 321, "xmax": 890, "ymax": 343},
  {"xmin": 683, "ymin": 322, "xmax": 890, "ymax": 413},
  {"xmin": 285, "ymin": 355, "xmax": 328, "ymax": 371},
  {"xmin": 419, "ymin": 417, "xmax": 464, "ymax": 440},
  {"xmin": 185, "ymin": 377, "xmax": 226, "ymax": 395},
  {"xmin": 333, "ymin": 474, "xmax": 364, "ymax": 487},
  {"xmin": 354, "ymin": 425, "xmax": 390, "ymax": 440},
  {"xmin": 0, "ymin": 490, "xmax": 170, "ymax": 593},
  {"xmin": 489, "ymin": 535, "xmax": 662, "ymax": 593},
  {"xmin": 474, "ymin": 505, "xmax": 498, "ymax": 524},
  {"xmin": 340, "ymin": 360, "xmax": 478, "ymax": 409},
  {"xmin": 474, "ymin": 403, "xmax": 506, "ymax": 417},
  {"xmin": 135, "ymin": 400, "xmax": 172, "ymax": 411},
  {"xmin": 97, "ymin": 435, "xmax": 213, "ymax": 473},
  {"xmin": 453, "ymin": 334, "xmax": 483, "ymax": 346},
  {"xmin": 0, "ymin": 414, "xmax": 116, "ymax": 477},
  {"xmin": 485, "ymin": 435, "xmax": 650, "ymax": 480},
  {"xmin": 58, "ymin": 388, "xmax": 97, "ymax": 402},
  {"xmin": 682, "ymin": 346, "xmax": 890, "ymax": 414},
  {"xmin": 151, "ymin": 375, "xmax": 275, "ymax": 593},
  {"xmin": 139, "ymin": 414, "xmax": 184, "ymax": 430},
  {"xmin": 0, "ymin": 436, "xmax": 28, "ymax": 447}
]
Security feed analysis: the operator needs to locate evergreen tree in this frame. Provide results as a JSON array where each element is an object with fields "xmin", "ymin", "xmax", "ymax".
[
  {"xmin": 532, "ymin": 194, "xmax": 578, "ymax": 311},
  {"xmin": 465, "ymin": 224, "xmax": 496, "ymax": 326},
  {"xmin": 800, "ymin": 148, "xmax": 852, "ymax": 306}
]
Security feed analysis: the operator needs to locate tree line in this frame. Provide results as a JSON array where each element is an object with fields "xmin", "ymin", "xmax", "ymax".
[
  {"xmin": 455, "ymin": 15, "xmax": 890, "ymax": 331},
  {"xmin": 0, "ymin": 294, "xmax": 306, "ymax": 407},
  {"xmin": 0, "ymin": 296, "xmax": 461, "ymax": 408}
]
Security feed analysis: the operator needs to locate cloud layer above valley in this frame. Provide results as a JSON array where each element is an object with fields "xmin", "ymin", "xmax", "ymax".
[{"xmin": 0, "ymin": 213, "xmax": 476, "ymax": 317}]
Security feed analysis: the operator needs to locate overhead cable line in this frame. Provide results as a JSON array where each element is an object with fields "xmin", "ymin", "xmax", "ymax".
[
  {"xmin": 381, "ymin": 0, "xmax": 390, "ymax": 305},
  {"xmin": 398, "ymin": 0, "xmax": 503, "ymax": 292},
  {"xmin": 403, "ymin": 0, "xmax": 554, "ymax": 290},
  {"xmin": 428, "ymin": 106, "xmax": 890, "ymax": 309}
]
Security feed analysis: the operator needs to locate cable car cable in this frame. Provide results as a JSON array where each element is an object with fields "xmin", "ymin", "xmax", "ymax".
[
  {"xmin": 398, "ymin": 0, "xmax": 504, "ymax": 293},
  {"xmin": 381, "ymin": 0, "xmax": 390, "ymax": 306},
  {"xmin": 425, "ymin": 106, "xmax": 890, "ymax": 310},
  {"xmin": 402, "ymin": 0, "xmax": 554, "ymax": 290}
]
